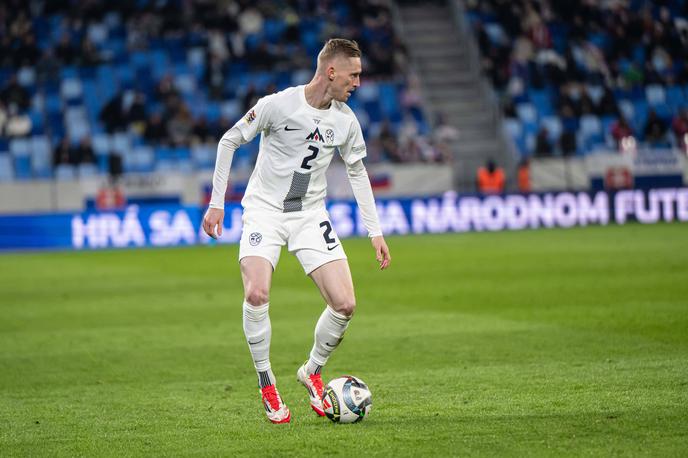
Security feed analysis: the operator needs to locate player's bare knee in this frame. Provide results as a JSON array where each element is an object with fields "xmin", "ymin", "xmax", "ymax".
[
  {"xmin": 245, "ymin": 287, "xmax": 269, "ymax": 306},
  {"xmin": 332, "ymin": 297, "xmax": 356, "ymax": 317}
]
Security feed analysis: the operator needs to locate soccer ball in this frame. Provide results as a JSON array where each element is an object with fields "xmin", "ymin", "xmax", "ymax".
[{"xmin": 321, "ymin": 375, "xmax": 372, "ymax": 423}]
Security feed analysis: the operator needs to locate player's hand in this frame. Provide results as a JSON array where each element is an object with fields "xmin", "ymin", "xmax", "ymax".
[
  {"xmin": 371, "ymin": 235, "xmax": 391, "ymax": 270},
  {"xmin": 203, "ymin": 207, "xmax": 225, "ymax": 239}
]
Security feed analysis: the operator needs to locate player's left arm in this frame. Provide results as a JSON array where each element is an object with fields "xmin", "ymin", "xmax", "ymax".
[{"xmin": 345, "ymin": 159, "xmax": 391, "ymax": 270}]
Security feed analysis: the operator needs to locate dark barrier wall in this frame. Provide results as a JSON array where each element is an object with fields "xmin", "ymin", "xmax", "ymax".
[{"xmin": 1, "ymin": 188, "xmax": 687, "ymax": 251}]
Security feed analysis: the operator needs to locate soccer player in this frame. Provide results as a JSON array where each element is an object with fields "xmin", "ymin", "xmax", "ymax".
[{"xmin": 202, "ymin": 38, "xmax": 391, "ymax": 424}]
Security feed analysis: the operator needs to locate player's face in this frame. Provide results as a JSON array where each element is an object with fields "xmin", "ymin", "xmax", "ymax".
[{"xmin": 329, "ymin": 57, "xmax": 361, "ymax": 102}]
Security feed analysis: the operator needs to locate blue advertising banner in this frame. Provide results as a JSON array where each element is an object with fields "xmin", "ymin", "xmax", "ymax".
[{"xmin": 1, "ymin": 188, "xmax": 687, "ymax": 251}]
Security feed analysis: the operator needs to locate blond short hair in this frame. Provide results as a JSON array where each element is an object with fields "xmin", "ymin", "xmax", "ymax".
[{"xmin": 317, "ymin": 38, "xmax": 361, "ymax": 69}]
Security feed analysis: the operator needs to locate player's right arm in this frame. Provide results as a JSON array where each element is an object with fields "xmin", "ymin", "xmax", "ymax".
[
  {"xmin": 203, "ymin": 96, "xmax": 276, "ymax": 239},
  {"xmin": 203, "ymin": 126, "xmax": 244, "ymax": 238}
]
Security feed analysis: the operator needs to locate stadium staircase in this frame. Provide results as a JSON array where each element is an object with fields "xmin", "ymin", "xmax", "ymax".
[{"xmin": 394, "ymin": 0, "xmax": 515, "ymax": 191}]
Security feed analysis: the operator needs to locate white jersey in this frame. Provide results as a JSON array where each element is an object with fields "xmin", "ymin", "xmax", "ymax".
[{"xmin": 235, "ymin": 85, "xmax": 367, "ymax": 213}]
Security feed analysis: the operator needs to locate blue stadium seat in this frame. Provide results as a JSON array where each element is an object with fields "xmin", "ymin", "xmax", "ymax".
[
  {"xmin": 516, "ymin": 103, "xmax": 538, "ymax": 125},
  {"xmin": 31, "ymin": 136, "xmax": 52, "ymax": 178},
  {"xmin": 666, "ymin": 86, "xmax": 686, "ymax": 114},
  {"xmin": 14, "ymin": 155, "xmax": 33, "ymax": 179},
  {"xmin": 78, "ymin": 163, "xmax": 99, "ymax": 178},
  {"xmin": 579, "ymin": 115, "xmax": 602, "ymax": 138},
  {"xmin": 541, "ymin": 116, "xmax": 563, "ymax": 141},
  {"xmin": 61, "ymin": 78, "xmax": 83, "ymax": 101},
  {"xmin": 645, "ymin": 84, "xmax": 666, "ymax": 106},
  {"xmin": 379, "ymin": 83, "xmax": 400, "ymax": 119},
  {"xmin": 10, "ymin": 139, "xmax": 31, "ymax": 158},
  {"xmin": 124, "ymin": 146, "xmax": 154, "ymax": 173},
  {"xmin": 0, "ymin": 154, "xmax": 14, "ymax": 181},
  {"xmin": 191, "ymin": 144, "xmax": 215, "ymax": 169},
  {"xmin": 529, "ymin": 90, "xmax": 553, "ymax": 117},
  {"xmin": 55, "ymin": 164, "xmax": 76, "ymax": 181}
]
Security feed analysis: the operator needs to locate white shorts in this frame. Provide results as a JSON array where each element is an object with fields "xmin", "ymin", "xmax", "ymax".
[{"xmin": 239, "ymin": 207, "xmax": 347, "ymax": 274}]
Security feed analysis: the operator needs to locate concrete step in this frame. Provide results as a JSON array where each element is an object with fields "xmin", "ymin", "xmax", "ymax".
[
  {"xmin": 400, "ymin": 6, "xmax": 449, "ymax": 21},
  {"xmin": 421, "ymin": 72, "xmax": 476, "ymax": 86},
  {"xmin": 407, "ymin": 44, "xmax": 466, "ymax": 60},
  {"xmin": 416, "ymin": 57, "xmax": 471, "ymax": 72},
  {"xmin": 425, "ymin": 85, "xmax": 485, "ymax": 99},
  {"xmin": 403, "ymin": 30, "xmax": 461, "ymax": 45}
]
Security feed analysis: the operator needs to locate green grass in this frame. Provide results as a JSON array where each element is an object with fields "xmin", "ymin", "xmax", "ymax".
[{"xmin": 1, "ymin": 223, "xmax": 687, "ymax": 456}]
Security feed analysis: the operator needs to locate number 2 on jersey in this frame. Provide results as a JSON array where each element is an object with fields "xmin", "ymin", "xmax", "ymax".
[{"xmin": 301, "ymin": 145, "xmax": 319, "ymax": 170}]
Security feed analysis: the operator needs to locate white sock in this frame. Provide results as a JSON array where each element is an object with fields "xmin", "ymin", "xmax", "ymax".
[
  {"xmin": 242, "ymin": 301, "xmax": 275, "ymax": 387},
  {"xmin": 306, "ymin": 305, "xmax": 351, "ymax": 374}
]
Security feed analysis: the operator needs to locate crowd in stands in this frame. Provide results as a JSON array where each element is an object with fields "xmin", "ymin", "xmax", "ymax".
[
  {"xmin": 0, "ymin": 0, "xmax": 449, "ymax": 182},
  {"xmin": 466, "ymin": 0, "xmax": 688, "ymax": 157}
]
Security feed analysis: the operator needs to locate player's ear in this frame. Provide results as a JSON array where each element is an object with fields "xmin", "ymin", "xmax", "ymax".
[{"xmin": 328, "ymin": 66, "xmax": 335, "ymax": 81}]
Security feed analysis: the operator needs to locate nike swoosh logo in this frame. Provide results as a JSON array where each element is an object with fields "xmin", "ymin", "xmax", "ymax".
[
  {"xmin": 324, "ymin": 342, "xmax": 337, "ymax": 348},
  {"xmin": 327, "ymin": 244, "xmax": 340, "ymax": 251},
  {"xmin": 248, "ymin": 338, "xmax": 265, "ymax": 345},
  {"xmin": 284, "ymin": 125, "xmax": 300, "ymax": 131}
]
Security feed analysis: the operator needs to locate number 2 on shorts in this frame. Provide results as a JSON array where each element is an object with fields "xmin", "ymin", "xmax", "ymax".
[{"xmin": 319, "ymin": 221, "xmax": 336, "ymax": 244}]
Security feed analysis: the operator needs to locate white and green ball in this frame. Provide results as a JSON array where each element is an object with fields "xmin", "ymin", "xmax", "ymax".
[{"xmin": 321, "ymin": 375, "xmax": 372, "ymax": 423}]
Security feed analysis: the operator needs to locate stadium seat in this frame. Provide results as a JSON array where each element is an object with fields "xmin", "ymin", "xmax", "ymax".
[
  {"xmin": 191, "ymin": 144, "xmax": 215, "ymax": 169},
  {"xmin": 55, "ymin": 164, "xmax": 76, "ymax": 181},
  {"xmin": 31, "ymin": 136, "xmax": 52, "ymax": 178},
  {"xmin": 580, "ymin": 115, "xmax": 602, "ymax": 138},
  {"xmin": 9, "ymin": 139, "xmax": 31, "ymax": 158},
  {"xmin": 645, "ymin": 84, "xmax": 666, "ymax": 106},
  {"xmin": 61, "ymin": 78, "xmax": 83, "ymax": 101},
  {"xmin": 0, "ymin": 154, "xmax": 14, "ymax": 181},
  {"xmin": 516, "ymin": 103, "xmax": 538, "ymax": 125},
  {"xmin": 18, "ymin": 67, "xmax": 36, "ymax": 88},
  {"xmin": 78, "ymin": 163, "xmax": 99, "ymax": 178},
  {"xmin": 14, "ymin": 156, "xmax": 33, "ymax": 179}
]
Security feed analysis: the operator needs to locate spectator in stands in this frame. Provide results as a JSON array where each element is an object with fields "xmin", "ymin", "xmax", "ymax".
[
  {"xmin": 534, "ymin": 127, "xmax": 553, "ymax": 157},
  {"xmin": 1, "ymin": 75, "xmax": 30, "ymax": 112},
  {"xmin": 15, "ymin": 33, "xmax": 41, "ymax": 67},
  {"xmin": 99, "ymin": 92, "xmax": 126, "ymax": 133},
  {"xmin": 126, "ymin": 92, "xmax": 148, "ymax": 132},
  {"xmin": 167, "ymin": 104, "xmax": 194, "ymax": 146},
  {"xmin": 74, "ymin": 137, "xmax": 96, "ymax": 165},
  {"xmin": 53, "ymin": 137, "xmax": 76, "ymax": 167},
  {"xmin": 77, "ymin": 38, "xmax": 101, "ymax": 66},
  {"xmin": 36, "ymin": 48, "xmax": 61, "ymax": 83},
  {"xmin": 672, "ymin": 108, "xmax": 688, "ymax": 151},
  {"xmin": 4, "ymin": 105, "xmax": 31, "ymax": 138},
  {"xmin": 476, "ymin": 159, "xmax": 506, "ymax": 194},
  {"xmin": 559, "ymin": 104, "xmax": 578, "ymax": 156},
  {"xmin": 144, "ymin": 113, "xmax": 167, "ymax": 145},
  {"xmin": 378, "ymin": 120, "xmax": 401, "ymax": 162},
  {"xmin": 192, "ymin": 116, "xmax": 212, "ymax": 145},
  {"xmin": 596, "ymin": 86, "xmax": 619, "ymax": 117},
  {"xmin": 155, "ymin": 75, "xmax": 180, "ymax": 108},
  {"xmin": 54, "ymin": 33, "xmax": 75, "ymax": 65},
  {"xmin": 610, "ymin": 115, "xmax": 635, "ymax": 149},
  {"xmin": 643, "ymin": 109, "xmax": 668, "ymax": 146},
  {"xmin": 205, "ymin": 52, "xmax": 226, "ymax": 100},
  {"xmin": 433, "ymin": 113, "xmax": 459, "ymax": 146}
]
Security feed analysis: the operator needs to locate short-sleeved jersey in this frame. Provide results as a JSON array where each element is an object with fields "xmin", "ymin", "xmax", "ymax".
[{"xmin": 233, "ymin": 85, "xmax": 367, "ymax": 213}]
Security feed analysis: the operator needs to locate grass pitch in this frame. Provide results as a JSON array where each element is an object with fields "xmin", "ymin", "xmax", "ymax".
[{"xmin": 1, "ymin": 223, "xmax": 687, "ymax": 456}]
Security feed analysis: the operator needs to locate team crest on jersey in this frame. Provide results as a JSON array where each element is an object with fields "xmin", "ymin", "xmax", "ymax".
[
  {"xmin": 306, "ymin": 127, "xmax": 324, "ymax": 142},
  {"xmin": 249, "ymin": 232, "xmax": 262, "ymax": 246},
  {"xmin": 244, "ymin": 109, "xmax": 256, "ymax": 125},
  {"xmin": 306, "ymin": 127, "xmax": 335, "ymax": 144}
]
